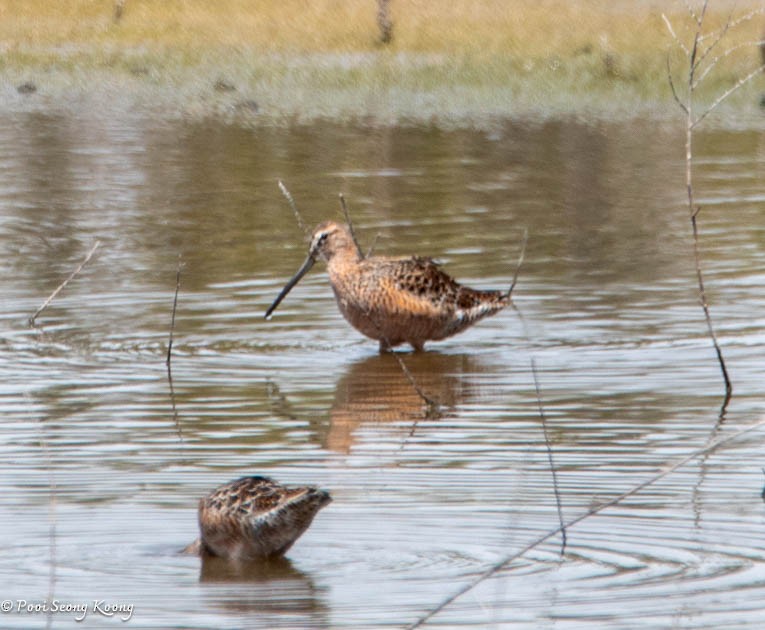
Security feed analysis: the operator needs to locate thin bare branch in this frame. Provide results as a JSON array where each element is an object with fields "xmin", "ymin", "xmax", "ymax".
[
  {"xmin": 694, "ymin": 39, "xmax": 765, "ymax": 88},
  {"xmin": 370, "ymin": 318, "xmax": 438, "ymax": 411},
  {"xmin": 531, "ymin": 357, "xmax": 566, "ymax": 555},
  {"xmin": 391, "ymin": 351, "xmax": 441, "ymax": 418},
  {"xmin": 166, "ymin": 365, "xmax": 183, "ymax": 441},
  {"xmin": 370, "ymin": 304, "xmax": 440, "ymax": 414},
  {"xmin": 662, "ymin": 13, "xmax": 690, "ymax": 57},
  {"xmin": 366, "ymin": 232, "xmax": 381, "ymax": 258},
  {"xmin": 693, "ymin": 62, "xmax": 765, "ymax": 127},
  {"xmin": 29, "ymin": 240, "xmax": 101, "ymax": 326},
  {"xmin": 683, "ymin": 0, "xmax": 701, "ymax": 26},
  {"xmin": 693, "ymin": 6, "xmax": 735, "ymax": 72},
  {"xmin": 36, "ymin": 413, "xmax": 57, "ymax": 630},
  {"xmin": 364, "ymin": 314, "xmax": 443, "ymax": 422},
  {"xmin": 698, "ymin": 0, "xmax": 710, "ymax": 26},
  {"xmin": 687, "ymin": 1, "xmax": 710, "ymax": 74},
  {"xmin": 691, "ymin": 404, "xmax": 728, "ymax": 528},
  {"xmin": 667, "ymin": 53, "xmax": 690, "ymax": 114},
  {"xmin": 277, "ymin": 180, "xmax": 308, "ymax": 237},
  {"xmin": 406, "ymin": 414, "xmax": 765, "ymax": 629},
  {"xmin": 670, "ymin": 0, "xmax": 736, "ymax": 405},
  {"xmin": 166, "ymin": 260, "xmax": 184, "ymax": 441},
  {"xmin": 166, "ymin": 260, "xmax": 182, "ymax": 367},
  {"xmin": 507, "ymin": 228, "xmax": 528, "ymax": 298},
  {"xmin": 339, "ymin": 193, "xmax": 364, "ymax": 258},
  {"xmin": 690, "ymin": 30, "xmax": 701, "ymax": 75},
  {"xmin": 699, "ymin": 7, "xmax": 765, "ymax": 41},
  {"xmin": 511, "ymin": 288, "xmax": 564, "ymax": 549},
  {"xmin": 690, "ymin": 211, "xmax": 733, "ymax": 404},
  {"xmin": 265, "ymin": 379, "xmax": 301, "ymax": 422}
]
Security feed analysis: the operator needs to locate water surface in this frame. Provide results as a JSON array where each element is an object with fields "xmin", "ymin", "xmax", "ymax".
[{"xmin": 1, "ymin": 112, "xmax": 764, "ymax": 628}]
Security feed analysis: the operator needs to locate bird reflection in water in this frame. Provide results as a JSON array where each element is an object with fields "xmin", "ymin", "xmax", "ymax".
[
  {"xmin": 182, "ymin": 477, "xmax": 332, "ymax": 622},
  {"xmin": 196, "ymin": 554, "xmax": 330, "ymax": 621},
  {"xmin": 322, "ymin": 352, "xmax": 481, "ymax": 453}
]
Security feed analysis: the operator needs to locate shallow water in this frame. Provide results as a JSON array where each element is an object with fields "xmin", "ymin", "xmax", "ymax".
[{"xmin": 1, "ymin": 111, "xmax": 764, "ymax": 628}]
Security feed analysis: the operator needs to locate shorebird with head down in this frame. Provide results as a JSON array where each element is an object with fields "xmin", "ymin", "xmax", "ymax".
[
  {"xmin": 265, "ymin": 220, "xmax": 514, "ymax": 352},
  {"xmin": 184, "ymin": 476, "xmax": 331, "ymax": 561}
]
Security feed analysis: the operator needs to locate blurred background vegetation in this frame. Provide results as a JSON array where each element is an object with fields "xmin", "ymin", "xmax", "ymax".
[{"xmin": 1, "ymin": 1, "xmax": 762, "ymax": 119}]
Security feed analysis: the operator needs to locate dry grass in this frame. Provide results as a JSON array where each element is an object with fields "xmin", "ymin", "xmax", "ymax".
[
  {"xmin": 0, "ymin": 1, "xmax": 762, "ymax": 119},
  {"xmin": 1, "ymin": 1, "xmax": 758, "ymax": 57}
]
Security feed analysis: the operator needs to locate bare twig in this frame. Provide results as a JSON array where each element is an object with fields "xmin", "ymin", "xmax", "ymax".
[
  {"xmin": 689, "ymin": 17, "xmax": 702, "ymax": 74},
  {"xmin": 37, "ymin": 415, "xmax": 57, "ymax": 630},
  {"xmin": 166, "ymin": 367, "xmax": 183, "ymax": 441},
  {"xmin": 683, "ymin": 0, "xmax": 702, "ymax": 26},
  {"xmin": 507, "ymin": 228, "xmax": 528, "ymax": 297},
  {"xmin": 265, "ymin": 379, "xmax": 301, "ymax": 422},
  {"xmin": 684, "ymin": 143, "xmax": 733, "ymax": 406},
  {"xmin": 530, "ymin": 357, "xmax": 566, "ymax": 555},
  {"xmin": 166, "ymin": 261, "xmax": 182, "ymax": 367},
  {"xmin": 690, "ymin": 210, "xmax": 733, "ymax": 407},
  {"xmin": 366, "ymin": 232, "xmax": 381, "ymax": 258},
  {"xmin": 406, "ymin": 414, "xmax": 765, "ymax": 629},
  {"xmin": 667, "ymin": 53, "xmax": 690, "ymax": 114},
  {"xmin": 693, "ymin": 61, "xmax": 765, "ymax": 127},
  {"xmin": 698, "ymin": 6, "xmax": 765, "ymax": 41},
  {"xmin": 510, "ymin": 274, "xmax": 564, "ymax": 554},
  {"xmin": 29, "ymin": 240, "xmax": 100, "ymax": 326},
  {"xmin": 361, "ymin": 300, "xmax": 440, "ymax": 414},
  {"xmin": 691, "ymin": 408, "xmax": 728, "ymax": 527},
  {"xmin": 339, "ymin": 193, "xmax": 364, "ymax": 258},
  {"xmin": 693, "ymin": 39, "xmax": 765, "ymax": 88},
  {"xmin": 698, "ymin": 0, "xmax": 710, "ymax": 27},
  {"xmin": 278, "ymin": 180, "xmax": 308, "ymax": 237},
  {"xmin": 693, "ymin": 6, "xmax": 735, "ymax": 71},
  {"xmin": 391, "ymin": 350, "xmax": 441, "ymax": 417},
  {"xmin": 665, "ymin": 1, "xmax": 742, "ymax": 406},
  {"xmin": 663, "ymin": 13, "xmax": 691, "ymax": 57},
  {"xmin": 166, "ymin": 261, "xmax": 184, "ymax": 441}
]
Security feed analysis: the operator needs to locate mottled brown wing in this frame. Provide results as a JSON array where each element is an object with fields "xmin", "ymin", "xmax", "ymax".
[
  {"xmin": 386, "ymin": 257, "xmax": 461, "ymax": 309},
  {"xmin": 385, "ymin": 256, "xmax": 505, "ymax": 314},
  {"xmin": 198, "ymin": 476, "xmax": 331, "ymax": 559},
  {"xmin": 202, "ymin": 476, "xmax": 283, "ymax": 517}
]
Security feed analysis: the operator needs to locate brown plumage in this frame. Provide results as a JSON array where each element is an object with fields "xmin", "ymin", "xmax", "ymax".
[
  {"xmin": 184, "ymin": 476, "xmax": 331, "ymax": 561},
  {"xmin": 265, "ymin": 221, "xmax": 511, "ymax": 351}
]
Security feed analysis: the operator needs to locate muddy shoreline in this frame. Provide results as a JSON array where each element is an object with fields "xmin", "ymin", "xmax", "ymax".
[{"xmin": 5, "ymin": 54, "xmax": 764, "ymax": 129}]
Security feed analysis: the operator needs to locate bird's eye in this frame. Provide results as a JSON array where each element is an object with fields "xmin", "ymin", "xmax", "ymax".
[{"xmin": 311, "ymin": 232, "xmax": 328, "ymax": 251}]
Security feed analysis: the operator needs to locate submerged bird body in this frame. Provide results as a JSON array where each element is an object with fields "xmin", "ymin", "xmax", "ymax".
[
  {"xmin": 186, "ymin": 476, "xmax": 331, "ymax": 561},
  {"xmin": 266, "ymin": 221, "xmax": 511, "ymax": 351}
]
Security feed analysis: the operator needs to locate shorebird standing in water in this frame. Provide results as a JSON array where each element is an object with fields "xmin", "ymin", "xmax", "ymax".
[
  {"xmin": 185, "ymin": 476, "xmax": 331, "ymax": 561},
  {"xmin": 265, "ymin": 221, "xmax": 514, "ymax": 352}
]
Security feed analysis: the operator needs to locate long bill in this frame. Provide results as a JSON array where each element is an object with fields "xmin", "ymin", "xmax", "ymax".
[{"xmin": 264, "ymin": 254, "xmax": 316, "ymax": 319}]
